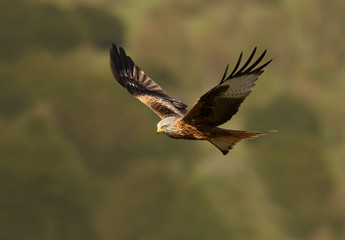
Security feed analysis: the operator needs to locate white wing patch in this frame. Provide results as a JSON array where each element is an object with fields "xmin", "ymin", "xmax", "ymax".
[{"xmin": 220, "ymin": 74, "xmax": 259, "ymax": 98}]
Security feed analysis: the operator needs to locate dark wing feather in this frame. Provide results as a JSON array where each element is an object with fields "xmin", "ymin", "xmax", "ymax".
[
  {"xmin": 109, "ymin": 44, "xmax": 187, "ymax": 119},
  {"xmin": 182, "ymin": 48, "xmax": 272, "ymax": 126}
]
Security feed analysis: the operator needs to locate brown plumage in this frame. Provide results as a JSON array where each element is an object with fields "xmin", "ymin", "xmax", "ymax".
[{"xmin": 109, "ymin": 44, "xmax": 275, "ymax": 155}]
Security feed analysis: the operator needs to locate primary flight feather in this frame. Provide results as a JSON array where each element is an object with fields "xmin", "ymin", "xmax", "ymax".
[{"xmin": 109, "ymin": 44, "xmax": 274, "ymax": 155}]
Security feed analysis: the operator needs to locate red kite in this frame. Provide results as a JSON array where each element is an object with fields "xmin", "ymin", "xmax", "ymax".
[{"xmin": 110, "ymin": 44, "xmax": 274, "ymax": 155}]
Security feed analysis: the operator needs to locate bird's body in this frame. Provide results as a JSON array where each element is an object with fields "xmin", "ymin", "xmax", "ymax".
[
  {"xmin": 157, "ymin": 116, "xmax": 209, "ymax": 140},
  {"xmin": 109, "ymin": 44, "xmax": 274, "ymax": 155}
]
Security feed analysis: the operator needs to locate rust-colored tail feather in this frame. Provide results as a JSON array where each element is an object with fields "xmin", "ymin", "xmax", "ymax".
[{"xmin": 208, "ymin": 129, "xmax": 276, "ymax": 155}]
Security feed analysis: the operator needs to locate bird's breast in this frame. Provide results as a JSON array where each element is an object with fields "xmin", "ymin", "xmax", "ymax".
[{"xmin": 166, "ymin": 121, "xmax": 209, "ymax": 140}]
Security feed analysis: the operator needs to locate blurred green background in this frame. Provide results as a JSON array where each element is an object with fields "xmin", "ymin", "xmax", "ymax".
[{"xmin": 1, "ymin": 0, "xmax": 345, "ymax": 239}]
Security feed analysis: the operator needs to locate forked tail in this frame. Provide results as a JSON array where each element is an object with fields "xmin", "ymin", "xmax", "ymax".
[{"xmin": 208, "ymin": 129, "xmax": 276, "ymax": 155}]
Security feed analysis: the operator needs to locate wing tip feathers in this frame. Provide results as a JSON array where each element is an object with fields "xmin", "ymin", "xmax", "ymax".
[
  {"xmin": 109, "ymin": 43, "xmax": 137, "ymax": 91},
  {"xmin": 222, "ymin": 48, "xmax": 272, "ymax": 83}
]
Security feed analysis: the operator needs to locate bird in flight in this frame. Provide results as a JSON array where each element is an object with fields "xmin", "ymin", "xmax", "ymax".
[{"xmin": 109, "ymin": 44, "xmax": 274, "ymax": 155}]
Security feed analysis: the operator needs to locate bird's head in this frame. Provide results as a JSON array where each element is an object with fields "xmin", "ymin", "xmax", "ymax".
[{"xmin": 157, "ymin": 116, "xmax": 177, "ymax": 134}]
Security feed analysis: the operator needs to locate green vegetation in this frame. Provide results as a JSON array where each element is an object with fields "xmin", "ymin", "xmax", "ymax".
[{"xmin": 1, "ymin": 0, "xmax": 345, "ymax": 239}]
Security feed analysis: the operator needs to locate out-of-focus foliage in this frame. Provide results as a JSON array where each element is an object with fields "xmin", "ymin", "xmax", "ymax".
[
  {"xmin": 1, "ymin": 0, "xmax": 345, "ymax": 239},
  {"xmin": 0, "ymin": 0, "xmax": 124, "ymax": 61}
]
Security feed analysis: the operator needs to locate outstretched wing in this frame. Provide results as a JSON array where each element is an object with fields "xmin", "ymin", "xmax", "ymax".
[
  {"xmin": 110, "ymin": 44, "xmax": 187, "ymax": 119},
  {"xmin": 181, "ymin": 48, "xmax": 272, "ymax": 126}
]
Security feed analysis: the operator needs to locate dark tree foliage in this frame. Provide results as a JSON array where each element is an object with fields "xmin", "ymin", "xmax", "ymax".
[
  {"xmin": 246, "ymin": 96, "xmax": 335, "ymax": 238},
  {"xmin": 0, "ymin": 0, "xmax": 124, "ymax": 61}
]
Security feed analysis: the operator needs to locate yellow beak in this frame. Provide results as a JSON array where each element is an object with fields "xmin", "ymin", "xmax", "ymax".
[{"xmin": 157, "ymin": 127, "xmax": 165, "ymax": 134}]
